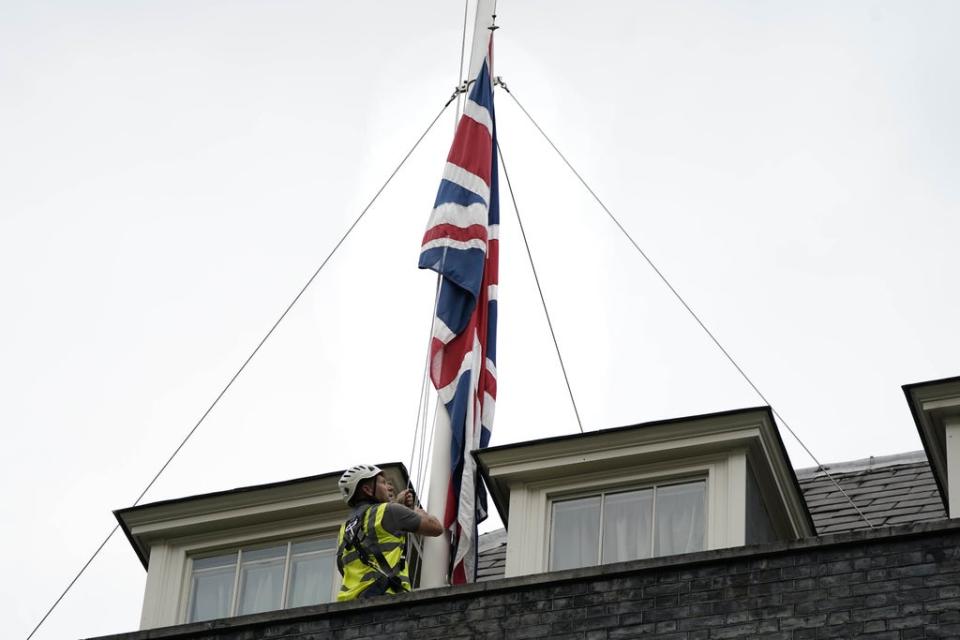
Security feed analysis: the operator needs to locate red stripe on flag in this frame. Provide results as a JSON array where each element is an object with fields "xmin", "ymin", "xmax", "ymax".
[
  {"xmin": 485, "ymin": 239, "xmax": 499, "ymax": 285},
  {"xmin": 447, "ymin": 117, "xmax": 492, "ymax": 185},
  {"xmin": 451, "ymin": 560, "xmax": 467, "ymax": 585},
  {"xmin": 421, "ymin": 223, "xmax": 488, "ymax": 247},
  {"xmin": 433, "ymin": 330, "xmax": 474, "ymax": 389},
  {"xmin": 482, "ymin": 366, "xmax": 497, "ymax": 400}
]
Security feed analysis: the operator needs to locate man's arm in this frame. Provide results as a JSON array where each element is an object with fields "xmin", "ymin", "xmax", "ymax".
[
  {"xmin": 388, "ymin": 491, "xmax": 443, "ymax": 537},
  {"xmin": 412, "ymin": 506, "xmax": 443, "ymax": 537}
]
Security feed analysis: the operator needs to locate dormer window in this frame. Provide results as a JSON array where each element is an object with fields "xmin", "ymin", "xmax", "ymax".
[
  {"xmin": 549, "ymin": 479, "xmax": 706, "ymax": 571},
  {"xmin": 187, "ymin": 537, "xmax": 338, "ymax": 623},
  {"xmin": 476, "ymin": 407, "xmax": 814, "ymax": 578},
  {"xmin": 115, "ymin": 464, "xmax": 412, "ymax": 630}
]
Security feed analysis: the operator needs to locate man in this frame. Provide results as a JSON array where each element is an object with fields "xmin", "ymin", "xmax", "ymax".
[{"xmin": 336, "ymin": 464, "xmax": 443, "ymax": 601}]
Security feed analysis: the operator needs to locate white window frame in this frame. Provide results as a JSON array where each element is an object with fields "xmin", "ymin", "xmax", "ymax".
[
  {"xmin": 477, "ymin": 408, "xmax": 815, "ymax": 579},
  {"xmin": 504, "ymin": 453, "xmax": 744, "ymax": 576},
  {"xmin": 121, "ymin": 465, "xmax": 413, "ymax": 630},
  {"xmin": 167, "ymin": 521, "xmax": 343, "ymax": 625},
  {"xmin": 182, "ymin": 534, "xmax": 340, "ymax": 623},
  {"xmin": 137, "ymin": 515, "xmax": 346, "ymax": 628},
  {"xmin": 547, "ymin": 475, "xmax": 708, "ymax": 571}
]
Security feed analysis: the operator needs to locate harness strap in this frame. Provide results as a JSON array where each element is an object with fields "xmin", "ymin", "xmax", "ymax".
[
  {"xmin": 336, "ymin": 537, "xmax": 347, "ymax": 576},
  {"xmin": 339, "ymin": 540, "xmax": 403, "ymax": 567},
  {"xmin": 339, "ymin": 571, "xmax": 412, "ymax": 594},
  {"xmin": 363, "ymin": 505, "xmax": 407, "ymax": 591},
  {"xmin": 338, "ymin": 503, "xmax": 408, "ymax": 592}
]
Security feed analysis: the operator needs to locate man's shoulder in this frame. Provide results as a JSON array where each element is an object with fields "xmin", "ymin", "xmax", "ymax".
[
  {"xmin": 382, "ymin": 502, "xmax": 422, "ymax": 533},
  {"xmin": 383, "ymin": 502, "xmax": 417, "ymax": 520}
]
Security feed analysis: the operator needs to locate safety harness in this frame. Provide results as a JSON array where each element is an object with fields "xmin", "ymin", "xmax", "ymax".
[{"xmin": 336, "ymin": 502, "xmax": 410, "ymax": 599}]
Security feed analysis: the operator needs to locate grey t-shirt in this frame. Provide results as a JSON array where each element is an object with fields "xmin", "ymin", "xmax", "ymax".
[
  {"xmin": 350, "ymin": 501, "xmax": 421, "ymax": 536},
  {"xmin": 381, "ymin": 503, "xmax": 422, "ymax": 536}
]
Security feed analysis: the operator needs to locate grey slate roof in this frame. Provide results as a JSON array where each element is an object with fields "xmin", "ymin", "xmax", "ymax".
[
  {"xmin": 475, "ymin": 450, "xmax": 945, "ymax": 581},
  {"xmin": 476, "ymin": 528, "xmax": 506, "ymax": 582},
  {"xmin": 796, "ymin": 450, "xmax": 946, "ymax": 534}
]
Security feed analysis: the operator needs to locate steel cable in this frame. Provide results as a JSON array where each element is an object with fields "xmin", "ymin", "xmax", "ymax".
[
  {"xmin": 24, "ymin": 98, "xmax": 454, "ymax": 640},
  {"xmin": 502, "ymin": 87, "xmax": 874, "ymax": 529},
  {"xmin": 498, "ymin": 141, "xmax": 585, "ymax": 433}
]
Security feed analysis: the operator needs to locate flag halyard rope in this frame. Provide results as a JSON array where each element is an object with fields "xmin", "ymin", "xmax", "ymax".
[
  {"xmin": 24, "ymin": 98, "xmax": 455, "ymax": 640},
  {"xmin": 453, "ymin": 0, "xmax": 470, "ymax": 129},
  {"xmin": 409, "ymin": 256, "xmax": 448, "ymax": 500},
  {"xmin": 501, "ymin": 86, "xmax": 874, "ymax": 529}
]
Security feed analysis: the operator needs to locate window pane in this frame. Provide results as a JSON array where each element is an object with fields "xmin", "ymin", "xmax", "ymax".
[
  {"xmin": 237, "ymin": 545, "xmax": 286, "ymax": 615},
  {"xmin": 602, "ymin": 488, "xmax": 653, "ymax": 564},
  {"xmin": 188, "ymin": 553, "xmax": 237, "ymax": 623},
  {"xmin": 287, "ymin": 552, "xmax": 336, "ymax": 607},
  {"xmin": 291, "ymin": 538, "xmax": 337, "ymax": 555},
  {"xmin": 241, "ymin": 545, "xmax": 286, "ymax": 563},
  {"xmin": 193, "ymin": 553, "xmax": 237, "ymax": 571},
  {"xmin": 654, "ymin": 482, "xmax": 705, "ymax": 557},
  {"xmin": 550, "ymin": 496, "xmax": 600, "ymax": 571},
  {"xmin": 287, "ymin": 538, "xmax": 337, "ymax": 607}
]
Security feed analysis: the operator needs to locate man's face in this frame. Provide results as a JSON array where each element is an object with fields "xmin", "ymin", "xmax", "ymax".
[{"xmin": 372, "ymin": 474, "xmax": 394, "ymax": 503}]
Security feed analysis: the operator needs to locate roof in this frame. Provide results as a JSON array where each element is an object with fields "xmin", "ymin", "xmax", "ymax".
[
  {"xmin": 476, "ymin": 528, "xmax": 506, "ymax": 583},
  {"xmin": 475, "ymin": 405, "xmax": 816, "ymax": 539},
  {"xmin": 115, "ymin": 462, "xmax": 410, "ymax": 569},
  {"xmin": 796, "ymin": 450, "xmax": 946, "ymax": 534},
  {"xmin": 476, "ymin": 450, "xmax": 946, "ymax": 581}
]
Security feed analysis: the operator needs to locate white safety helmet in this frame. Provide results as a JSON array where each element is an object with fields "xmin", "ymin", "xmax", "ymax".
[{"xmin": 338, "ymin": 464, "xmax": 382, "ymax": 504}]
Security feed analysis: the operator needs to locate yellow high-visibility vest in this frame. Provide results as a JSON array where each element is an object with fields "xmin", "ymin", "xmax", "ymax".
[{"xmin": 336, "ymin": 502, "xmax": 411, "ymax": 601}]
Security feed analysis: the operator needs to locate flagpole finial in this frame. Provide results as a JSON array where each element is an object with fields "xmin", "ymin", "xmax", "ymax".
[{"xmin": 489, "ymin": 13, "xmax": 499, "ymax": 31}]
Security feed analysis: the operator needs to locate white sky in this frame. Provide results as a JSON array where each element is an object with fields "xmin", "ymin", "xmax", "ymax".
[{"xmin": 2, "ymin": 1, "xmax": 958, "ymax": 638}]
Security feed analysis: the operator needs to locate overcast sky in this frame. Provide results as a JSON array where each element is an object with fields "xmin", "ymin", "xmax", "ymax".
[{"xmin": 2, "ymin": 1, "xmax": 959, "ymax": 638}]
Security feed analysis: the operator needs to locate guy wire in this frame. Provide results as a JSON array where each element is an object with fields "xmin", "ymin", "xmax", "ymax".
[{"xmin": 501, "ymin": 87, "xmax": 874, "ymax": 529}]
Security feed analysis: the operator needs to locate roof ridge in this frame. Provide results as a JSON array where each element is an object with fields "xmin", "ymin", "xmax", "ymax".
[{"xmin": 796, "ymin": 450, "xmax": 928, "ymax": 478}]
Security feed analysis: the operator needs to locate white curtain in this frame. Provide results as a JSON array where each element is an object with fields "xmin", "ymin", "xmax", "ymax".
[
  {"xmin": 189, "ymin": 566, "xmax": 234, "ymax": 622},
  {"xmin": 237, "ymin": 546, "xmax": 285, "ymax": 615},
  {"xmin": 602, "ymin": 489, "xmax": 653, "ymax": 564},
  {"xmin": 550, "ymin": 496, "xmax": 600, "ymax": 570},
  {"xmin": 654, "ymin": 482, "xmax": 705, "ymax": 556},
  {"xmin": 287, "ymin": 552, "xmax": 335, "ymax": 607},
  {"xmin": 188, "ymin": 553, "xmax": 237, "ymax": 622}
]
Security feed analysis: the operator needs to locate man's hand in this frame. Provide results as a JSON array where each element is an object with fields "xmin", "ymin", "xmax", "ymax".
[
  {"xmin": 392, "ymin": 488, "xmax": 442, "ymax": 536},
  {"xmin": 394, "ymin": 489, "xmax": 415, "ymax": 508}
]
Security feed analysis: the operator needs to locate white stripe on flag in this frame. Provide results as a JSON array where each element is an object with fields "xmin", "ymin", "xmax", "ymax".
[
  {"xmin": 442, "ymin": 162, "xmax": 490, "ymax": 205},
  {"xmin": 487, "ymin": 223, "xmax": 499, "ymax": 240},
  {"xmin": 432, "ymin": 316, "xmax": 456, "ymax": 345},
  {"xmin": 428, "ymin": 201, "xmax": 488, "ymax": 231},
  {"xmin": 487, "ymin": 284, "xmax": 498, "ymax": 302},
  {"xmin": 462, "ymin": 99, "xmax": 493, "ymax": 137},
  {"xmin": 437, "ymin": 350, "xmax": 477, "ymax": 405},
  {"xmin": 485, "ymin": 357, "xmax": 497, "ymax": 380},
  {"xmin": 481, "ymin": 391, "xmax": 495, "ymax": 430},
  {"xmin": 453, "ymin": 337, "xmax": 484, "ymax": 579}
]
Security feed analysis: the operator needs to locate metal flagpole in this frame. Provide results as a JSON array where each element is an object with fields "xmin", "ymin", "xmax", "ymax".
[
  {"xmin": 420, "ymin": 396, "xmax": 453, "ymax": 588},
  {"xmin": 420, "ymin": 0, "xmax": 498, "ymax": 589}
]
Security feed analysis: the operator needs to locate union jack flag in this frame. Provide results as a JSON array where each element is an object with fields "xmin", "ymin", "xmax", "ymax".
[{"xmin": 418, "ymin": 33, "xmax": 498, "ymax": 584}]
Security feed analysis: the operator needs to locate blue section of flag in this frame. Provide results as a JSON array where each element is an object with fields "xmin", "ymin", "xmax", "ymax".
[
  {"xmin": 418, "ymin": 34, "xmax": 498, "ymax": 584},
  {"xmin": 470, "ymin": 61, "xmax": 494, "ymax": 112},
  {"xmin": 433, "ymin": 179, "xmax": 487, "ymax": 209}
]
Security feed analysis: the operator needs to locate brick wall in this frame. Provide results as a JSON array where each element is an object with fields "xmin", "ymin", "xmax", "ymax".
[{"xmin": 90, "ymin": 521, "xmax": 960, "ymax": 640}]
